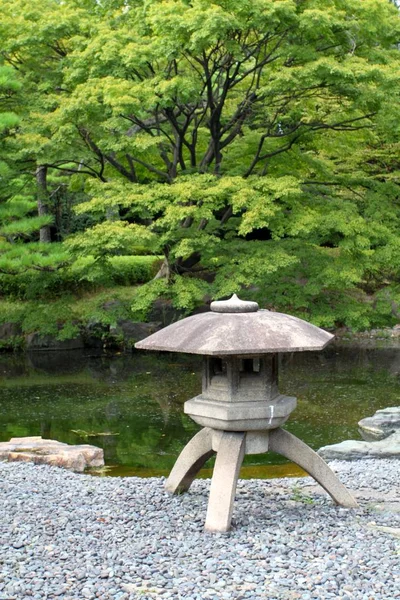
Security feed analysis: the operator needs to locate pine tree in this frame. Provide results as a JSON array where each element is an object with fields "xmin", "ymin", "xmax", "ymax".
[{"xmin": 0, "ymin": 63, "xmax": 68, "ymax": 276}]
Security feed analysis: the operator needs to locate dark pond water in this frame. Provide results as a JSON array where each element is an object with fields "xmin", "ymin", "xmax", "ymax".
[{"xmin": 0, "ymin": 344, "xmax": 399, "ymax": 479}]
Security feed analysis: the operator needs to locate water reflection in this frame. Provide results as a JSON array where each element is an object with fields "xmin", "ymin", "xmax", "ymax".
[{"xmin": 0, "ymin": 344, "xmax": 399, "ymax": 478}]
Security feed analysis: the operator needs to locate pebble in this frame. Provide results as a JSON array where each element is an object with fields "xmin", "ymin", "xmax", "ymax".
[{"xmin": 0, "ymin": 459, "xmax": 399, "ymax": 600}]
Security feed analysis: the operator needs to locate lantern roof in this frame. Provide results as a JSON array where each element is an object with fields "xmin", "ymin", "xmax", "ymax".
[{"xmin": 135, "ymin": 294, "xmax": 334, "ymax": 356}]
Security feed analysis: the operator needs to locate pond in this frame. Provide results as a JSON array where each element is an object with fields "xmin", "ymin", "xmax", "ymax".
[{"xmin": 0, "ymin": 343, "xmax": 399, "ymax": 479}]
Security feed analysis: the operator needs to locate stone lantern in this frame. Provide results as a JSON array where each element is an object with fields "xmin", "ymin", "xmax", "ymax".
[{"xmin": 135, "ymin": 295, "xmax": 358, "ymax": 532}]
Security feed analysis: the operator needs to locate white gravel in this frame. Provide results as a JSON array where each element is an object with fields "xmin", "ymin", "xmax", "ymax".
[{"xmin": 0, "ymin": 459, "xmax": 399, "ymax": 600}]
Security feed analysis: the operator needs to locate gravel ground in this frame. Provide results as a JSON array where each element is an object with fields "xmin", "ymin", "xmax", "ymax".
[{"xmin": 0, "ymin": 459, "xmax": 399, "ymax": 600}]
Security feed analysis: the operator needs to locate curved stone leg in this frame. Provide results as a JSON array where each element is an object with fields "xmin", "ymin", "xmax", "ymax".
[
  {"xmin": 205, "ymin": 432, "xmax": 246, "ymax": 533},
  {"xmin": 269, "ymin": 428, "xmax": 358, "ymax": 508},
  {"xmin": 165, "ymin": 427, "xmax": 214, "ymax": 494}
]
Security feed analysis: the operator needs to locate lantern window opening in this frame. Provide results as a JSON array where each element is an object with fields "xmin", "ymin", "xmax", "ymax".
[
  {"xmin": 239, "ymin": 357, "xmax": 261, "ymax": 375},
  {"xmin": 211, "ymin": 357, "xmax": 227, "ymax": 376}
]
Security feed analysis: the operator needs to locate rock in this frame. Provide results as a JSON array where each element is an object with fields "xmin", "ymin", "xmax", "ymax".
[
  {"xmin": 82, "ymin": 320, "xmax": 109, "ymax": 348},
  {"xmin": 0, "ymin": 322, "xmax": 22, "ymax": 340},
  {"xmin": 148, "ymin": 298, "xmax": 185, "ymax": 326},
  {"xmin": 368, "ymin": 525, "xmax": 400, "ymax": 539},
  {"xmin": 121, "ymin": 583, "xmax": 139, "ymax": 593},
  {"xmin": 318, "ymin": 406, "xmax": 400, "ymax": 461},
  {"xmin": 117, "ymin": 320, "xmax": 161, "ymax": 344},
  {"xmin": 0, "ymin": 437, "xmax": 104, "ymax": 472},
  {"xmin": 358, "ymin": 407, "xmax": 400, "ymax": 441},
  {"xmin": 0, "ymin": 322, "xmax": 23, "ymax": 350},
  {"xmin": 1, "ymin": 458, "xmax": 400, "ymax": 600},
  {"xmin": 318, "ymin": 431, "xmax": 400, "ymax": 461},
  {"xmin": 25, "ymin": 334, "xmax": 85, "ymax": 351},
  {"xmin": 102, "ymin": 300, "xmax": 122, "ymax": 312}
]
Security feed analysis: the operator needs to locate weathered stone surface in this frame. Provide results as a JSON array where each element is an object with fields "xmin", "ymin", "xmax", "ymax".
[
  {"xmin": 136, "ymin": 294, "xmax": 334, "ymax": 355},
  {"xmin": 318, "ymin": 431, "xmax": 400, "ymax": 461},
  {"xmin": 144, "ymin": 294, "xmax": 354, "ymax": 533},
  {"xmin": 185, "ymin": 353, "xmax": 297, "ymax": 431},
  {"xmin": 318, "ymin": 406, "xmax": 400, "ymax": 460},
  {"xmin": 205, "ymin": 431, "xmax": 246, "ymax": 532},
  {"xmin": 167, "ymin": 426, "xmax": 358, "ymax": 532},
  {"xmin": 358, "ymin": 406, "xmax": 400, "ymax": 441},
  {"xmin": 368, "ymin": 524, "xmax": 400, "ymax": 539},
  {"xmin": 0, "ymin": 322, "xmax": 22, "ymax": 340},
  {"xmin": 25, "ymin": 334, "xmax": 85, "ymax": 351},
  {"xmin": 117, "ymin": 320, "xmax": 161, "ymax": 343},
  {"xmin": 185, "ymin": 394, "xmax": 296, "ymax": 431},
  {"xmin": 147, "ymin": 298, "xmax": 186, "ymax": 326},
  {"xmin": 210, "ymin": 294, "xmax": 259, "ymax": 313},
  {"xmin": 0, "ymin": 437, "xmax": 104, "ymax": 472},
  {"xmin": 269, "ymin": 428, "xmax": 358, "ymax": 508},
  {"xmin": 165, "ymin": 428, "xmax": 214, "ymax": 494}
]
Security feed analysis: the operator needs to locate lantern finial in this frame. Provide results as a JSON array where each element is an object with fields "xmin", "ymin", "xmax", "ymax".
[{"xmin": 210, "ymin": 294, "xmax": 259, "ymax": 313}]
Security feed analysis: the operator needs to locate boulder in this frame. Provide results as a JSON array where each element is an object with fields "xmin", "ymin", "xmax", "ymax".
[
  {"xmin": 148, "ymin": 298, "xmax": 185, "ymax": 326},
  {"xmin": 0, "ymin": 322, "xmax": 23, "ymax": 350},
  {"xmin": 0, "ymin": 437, "xmax": 104, "ymax": 472},
  {"xmin": 318, "ymin": 406, "xmax": 400, "ymax": 461},
  {"xmin": 318, "ymin": 432, "xmax": 400, "ymax": 461},
  {"xmin": 117, "ymin": 320, "xmax": 161, "ymax": 343},
  {"xmin": 0, "ymin": 322, "xmax": 22, "ymax": 340},
  {"xmin": 358, "ymin": 406, "xmax": 400, "ymax": 441},
  {"xmin": 25, "ymin": 334, "xmax": 85, "ymax": 351}
]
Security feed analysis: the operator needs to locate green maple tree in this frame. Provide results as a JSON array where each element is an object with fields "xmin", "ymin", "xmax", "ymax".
[
  {"xmin": 0, "ymin": 0, "xmax": 400, "ymax": 330},
  {"xmin": 61, "ymin": 0, "xmax": 400, "ymax": 327}
]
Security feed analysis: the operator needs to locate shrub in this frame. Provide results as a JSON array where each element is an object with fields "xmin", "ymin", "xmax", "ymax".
[{"xmin": 0, "ymin": 255, "xmax": 161, "ymax": 300}]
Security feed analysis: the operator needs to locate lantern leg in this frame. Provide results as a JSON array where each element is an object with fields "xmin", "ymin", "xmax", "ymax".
[
  {"xmin": 269, "ymin": 428, "xmax": 358, "ymax": 508},
  {"xmin": 205, "ymin": 431, "xmax": 246, "ymax": 533},
  {"xmin": 165, "ymin": 427, "xmax": 214, "ymax": 494}
]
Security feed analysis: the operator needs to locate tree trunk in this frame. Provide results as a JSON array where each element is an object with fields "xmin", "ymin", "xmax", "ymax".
[
  {"xmin": 154, "ymin": 257, "xmax": 171, "ymax": 280},
  {"xmin": 36, "ymin": 165, "xmax": 52, "ymax": 243}
]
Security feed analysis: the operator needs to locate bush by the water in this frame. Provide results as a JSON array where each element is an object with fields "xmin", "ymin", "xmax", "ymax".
[
  {"xmin": 0, "ymin": 285, "xmax": 150, "ymax": 350},
  {"xmin": 0, "ymin": 255, "xmax": 160, "ymax": 350},
  {"xmin": 0, "ymin": 255, "xmax": 160, "ymax": 300}
]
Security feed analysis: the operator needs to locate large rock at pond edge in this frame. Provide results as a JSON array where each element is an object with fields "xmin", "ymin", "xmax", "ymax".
[
  {"xmin": 0, "ymin": 322, "xmax": 22, "ymax": 340},
  {"xmin": 318, "ymin": 432, "xmax": 400, "ymax": 461},
  {"xmin": 117, "ymin": 320, "xmax": 161, "ymax": 343},
  {"xmin": 358, "ymin": 407, "xmax": 400, "ymax": 441},
  {"xmin": 318, "ymin": 406, "xmax": 400, "ymax": 461},
  {"xmin": 0, "ymin": 437, "xmax": 104, "ymax": 472},
  {"xmin": 25, "ymin": 333, "xmax": 85, "ymax": 351}
]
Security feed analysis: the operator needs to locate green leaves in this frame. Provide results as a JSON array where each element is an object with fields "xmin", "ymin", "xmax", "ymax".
[
  {"xmin": 0, "ymin": 0, "xmax": 399, "ymax": 331},
  {"xmin": 65, "ymin": 221, "xmax": 157, "ymax": 258},
  {"xmin": 0, "ymin": 216, "xmax": 53, "ymax": 237}
]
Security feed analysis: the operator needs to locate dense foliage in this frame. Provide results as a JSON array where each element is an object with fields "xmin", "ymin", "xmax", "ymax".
[{"xmin": 1, "ymin": 0, "xmax": 400, "ymax": 335}]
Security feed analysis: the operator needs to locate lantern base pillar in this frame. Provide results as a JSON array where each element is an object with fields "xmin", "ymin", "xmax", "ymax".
[
  {"xmin": 268, "ymin": 428, "xmax": 359, "ymax": 510},
  {"xmin": 164, "ymin": 427, "xmax": 214, "ymax": 495},
  {"xmin": 212, "ymin": 429, "xmax": 270, "ymax": 454},
  {"xmin": 165, "ymin": 426, "xmax": 358, "ymax": 533},
  {"xmin": 205, "ymin": 431, "xmax": 246, "ymax": 533}
]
